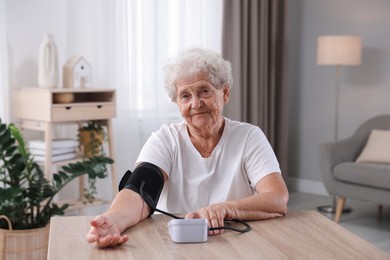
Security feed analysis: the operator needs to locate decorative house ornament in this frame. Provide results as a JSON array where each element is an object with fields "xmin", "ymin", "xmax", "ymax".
[
  {"xmin": 38, "ymin": 33, "xmax": 59, "ymax": 88},
  {"xmin": 63, "ymin": 55, "xmax": 92, "ymax": 88}
]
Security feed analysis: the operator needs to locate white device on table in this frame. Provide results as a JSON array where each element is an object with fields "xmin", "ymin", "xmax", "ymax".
[{"xmin": 168, "ymin": 219, "xmax": 208, "ymax": 243}]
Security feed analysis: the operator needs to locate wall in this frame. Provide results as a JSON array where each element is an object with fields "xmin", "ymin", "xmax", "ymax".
[
  {"xmin": 6, "ymin": 0, "xmax": 111, "ymax": 89},
  {"xmin": 6, "ymin": 0, "xmax": 67, "ymax": 87},
  {"xmin": 287, "ymin": 0, "xmax": 390, "ymax": 194}
]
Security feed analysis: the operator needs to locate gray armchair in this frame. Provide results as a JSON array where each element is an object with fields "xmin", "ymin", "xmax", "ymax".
[{"xmin": 319, "ymin": 114, "xmax": 390, "ymax": 223}]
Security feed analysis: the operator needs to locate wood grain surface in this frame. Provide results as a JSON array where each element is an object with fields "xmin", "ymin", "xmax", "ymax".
[{"xmin": 47, "ymin": 210, "xmax": 390, "ymax": 259}]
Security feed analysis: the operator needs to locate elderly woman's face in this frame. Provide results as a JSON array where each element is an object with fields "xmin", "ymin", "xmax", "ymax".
[{"xmin": 175, "ymin": 73, "xmax": 229, "ymax": 132}]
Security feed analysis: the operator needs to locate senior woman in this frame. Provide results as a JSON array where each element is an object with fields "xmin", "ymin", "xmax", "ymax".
[{"xmin": 87, "ymin": 48, "xmax": 289, "ymax": 248}]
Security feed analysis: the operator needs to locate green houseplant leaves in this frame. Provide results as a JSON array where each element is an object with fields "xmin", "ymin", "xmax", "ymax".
[{"xmin": 0, "ymin": 119, "xmax": 113, "ymax": 230}]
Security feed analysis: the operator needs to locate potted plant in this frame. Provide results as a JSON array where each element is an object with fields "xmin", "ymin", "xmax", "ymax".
[
  {"xmin": 0, "ymin": 119, "xmax": 113, "ymax": 259},
  {"xmin": 78, "ymin": 120, "xmax": 106, "ymax": 158},
  {"xmin": 78, "ymin": 120, "xmax": 108, "ymax": 203}
]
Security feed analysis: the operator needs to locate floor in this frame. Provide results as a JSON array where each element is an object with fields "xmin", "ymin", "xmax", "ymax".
[
  {"xmin": 68, "ymin": 192, "xmax": 390, "ymax": 255},
  {"xmin": 288, "ymin": 192, "xmax": 390, "ymax": 255}
]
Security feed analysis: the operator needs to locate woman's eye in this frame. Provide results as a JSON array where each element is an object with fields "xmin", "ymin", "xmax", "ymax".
[
  {"xmin": 180, "ymin": 94, "xmax": 190, "ymax": 101},
  {"xmin": 201, "ymin": 88, "xmax": 212, "ymax": 97}
]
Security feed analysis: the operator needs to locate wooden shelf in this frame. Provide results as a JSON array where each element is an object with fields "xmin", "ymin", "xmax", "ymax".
[
  {"xmin": 13, "ymin": 87, "xmax": 118, "ymax": 204},
  {"xmin": 13, "ymin": 87, "xmax": 116, "ymax": 123}
]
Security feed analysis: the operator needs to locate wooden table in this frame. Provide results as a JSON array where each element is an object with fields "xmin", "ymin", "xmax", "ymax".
[{"xmin": 47, "ymin": 210, "xmax": 390, "ymax": 259}]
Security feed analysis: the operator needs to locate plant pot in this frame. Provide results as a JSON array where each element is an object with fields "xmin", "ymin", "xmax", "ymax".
[
  {"xmin": 78, "ymin": 129, "xmax": 104, "ymax": 158},
  {"xmin": 0, "ymin": 216, "xmax": 49, "ymax": 260}
]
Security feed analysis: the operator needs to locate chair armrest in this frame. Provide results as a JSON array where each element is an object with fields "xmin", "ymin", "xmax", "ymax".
[{"xmin": 319, "ymin": 136, "xmax": 362, "ymax": 194}]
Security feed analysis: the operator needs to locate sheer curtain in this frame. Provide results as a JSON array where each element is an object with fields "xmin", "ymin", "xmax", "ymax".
[
  {"xmin": 127, "ymin": 0, "xmax": 223, "ymax": 123},
  {"xmin": 109, "ymin": 0, "xmax": 223, "ymax": 180},
  {"xmin": 0, "ymin": 0, "xmax": 9, "ymax": 122}
]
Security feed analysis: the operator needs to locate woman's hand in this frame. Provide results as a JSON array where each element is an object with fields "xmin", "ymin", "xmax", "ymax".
[
  {"xmin": 185, "ymin": 203, "xmax": 236, "ymax": 236},
  {"xmin": 86, "ymin": 215, "xmax": 128, "ymax": 248}
]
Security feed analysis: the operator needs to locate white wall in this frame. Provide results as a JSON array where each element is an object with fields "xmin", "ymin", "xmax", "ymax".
[
  {"xmin": 287, "ymin": 0, "xmax": 390, "ymax": 194},
  {"xmin": 6, "ymin": 0, "xmax": 111, "ymax": 89},
  {"xmin": 6, "ymin": 0, "xmax": 67, "ymax": 87}
]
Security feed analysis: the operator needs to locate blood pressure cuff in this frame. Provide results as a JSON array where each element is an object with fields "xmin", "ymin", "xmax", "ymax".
[{"xmin": 118, "ymin": 162, "xmax": 164, "ymax": 215}]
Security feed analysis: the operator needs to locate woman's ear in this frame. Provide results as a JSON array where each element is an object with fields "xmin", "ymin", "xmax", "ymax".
[{"xmin": 223, "ymin": 84, "xmax": 230, "ymax": 104}]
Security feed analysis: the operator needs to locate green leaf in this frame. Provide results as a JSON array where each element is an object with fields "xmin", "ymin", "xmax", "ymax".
[
  {"xmin": 58, "ymin": 171, "xmax": 68, "ymax": 180},
  {"xmin": 5, "ymin": 146, "xmax": 17, "ymax": 157},
  {"xmin": 52, "ymin": 174, "xmax": 62, "ymax": 185},
  {"xmin": 0, "ymin": 119, "xmax": 113, "ymax": 229}
]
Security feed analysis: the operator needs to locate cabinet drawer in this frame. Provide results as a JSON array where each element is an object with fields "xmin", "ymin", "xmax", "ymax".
[
  {"xmin": 84, "ymin": 104, "xmax": 116, "ymax": 119},
  {"xmin": 52, "ymin": 104, "xmax": 115, "ymax": 122}
]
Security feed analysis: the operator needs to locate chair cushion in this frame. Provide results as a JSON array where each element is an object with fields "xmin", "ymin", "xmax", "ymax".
[
  {"xmin": 355, "ymin": 129, "xmax": 390, "ymax": 164},
  {"xmin": 334, "ymin": 162, "xmax": 390, "ymax": 190}
]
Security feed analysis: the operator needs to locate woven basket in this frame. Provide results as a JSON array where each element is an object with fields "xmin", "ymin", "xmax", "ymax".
[{"xmin": 0, "ymin": 215, "xmax": 49, "ymax": 260}]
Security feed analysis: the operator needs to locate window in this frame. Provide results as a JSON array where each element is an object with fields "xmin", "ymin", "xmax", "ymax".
[{"xmin": 126, "ymin": 0, "xmax": 223, "ymax": 122}]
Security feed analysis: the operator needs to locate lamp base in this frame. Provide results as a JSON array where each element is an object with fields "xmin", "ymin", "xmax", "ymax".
[{"xmin": 317, "ymin": 196, "xmax": 352, "ymax": 214}]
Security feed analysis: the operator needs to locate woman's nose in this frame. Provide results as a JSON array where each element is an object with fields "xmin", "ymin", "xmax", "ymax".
[{"xmin": 191, "ymin": 96, "xmax": 203, "ymax": 109}]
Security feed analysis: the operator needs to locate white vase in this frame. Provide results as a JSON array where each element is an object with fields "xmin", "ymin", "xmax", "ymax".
[{"xmin": 38, "ymin": 33, "xmax": 59, "ymax": 88}]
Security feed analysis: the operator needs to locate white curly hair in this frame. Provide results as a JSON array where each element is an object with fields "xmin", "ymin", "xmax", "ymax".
[{"xmin": 164, "ymin": 48, "xmax": 233, "ymax": 102}]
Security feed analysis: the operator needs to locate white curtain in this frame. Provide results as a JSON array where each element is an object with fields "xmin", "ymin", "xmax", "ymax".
[
  {"xmin": 109, "ymin": 0, "xmax": 223, "ymax": 179},
  {"xmin": 0, "ymin": 0, "xmax": 9, "ymax": 122},
  {"xmin": 127, "ymin": 0, "xmax": 223, "ymax": 124}
]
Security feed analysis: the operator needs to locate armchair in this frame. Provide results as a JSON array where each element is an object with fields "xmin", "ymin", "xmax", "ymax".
[{"xmin": 319, "ymin": 114, "xmax": 390, "ymax": 223}]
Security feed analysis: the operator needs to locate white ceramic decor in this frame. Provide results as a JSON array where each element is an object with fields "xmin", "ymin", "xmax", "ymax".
[{"xmin": 38, "ymin": 33, "xmax": 59, "ymax": 88}]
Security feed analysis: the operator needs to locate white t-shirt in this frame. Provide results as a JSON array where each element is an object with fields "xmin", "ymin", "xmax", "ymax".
[{"xmin": 136, "ymin": 117, "xmax": 281, "ymax": 213}]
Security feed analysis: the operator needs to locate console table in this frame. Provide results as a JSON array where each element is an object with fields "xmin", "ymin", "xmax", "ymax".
[{"xmin": 13, "ymin": 87, "xmax": 118, "ymax": 205}]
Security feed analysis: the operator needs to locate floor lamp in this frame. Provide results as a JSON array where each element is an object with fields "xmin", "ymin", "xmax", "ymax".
[{"xmin": 317, "ymin": 35, "xmax": 362, "ymax": 213}]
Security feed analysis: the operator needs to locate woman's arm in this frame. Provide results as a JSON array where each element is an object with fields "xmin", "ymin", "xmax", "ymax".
[
  {"xmin": 86, "ymin": 189, "xmax": 151, "ymax": 247},
  {"xmin": 87, "ymin": 167, "xmax": 168, "ymax": 248},
  {"xmin": 185, "ymin": 173, "xmax": 289, "ymax": 235},
  {"xmin": 228, "ymin": 172, "xmax": 289, "ymax": 219}
]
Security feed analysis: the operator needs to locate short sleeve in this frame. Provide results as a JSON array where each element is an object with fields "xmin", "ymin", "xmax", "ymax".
[
  {"xmin": 244, "ymin": 127, "xmax": 281, "ymax": 188},
  {"xmin": 136, "ymin": 125, "xmax": 177, "ymax": 176}
]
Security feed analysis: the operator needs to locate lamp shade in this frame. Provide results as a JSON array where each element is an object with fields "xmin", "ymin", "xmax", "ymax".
[{"xmin": 317, "ymin": 35, "xmax": 362, "ymax": 65}]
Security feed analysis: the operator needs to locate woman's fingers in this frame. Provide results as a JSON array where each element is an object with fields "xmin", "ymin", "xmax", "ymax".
[
  {"xmin": 186, "ymin": 206, "xmax": 226, "ymax": 236},
  {"xmin": 87, "ymin": 215, "xmax": 128, "ymax": 248},
  {"xmin": 208, "ymin": 213, "xmax": 224, "ymax": 235}
]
